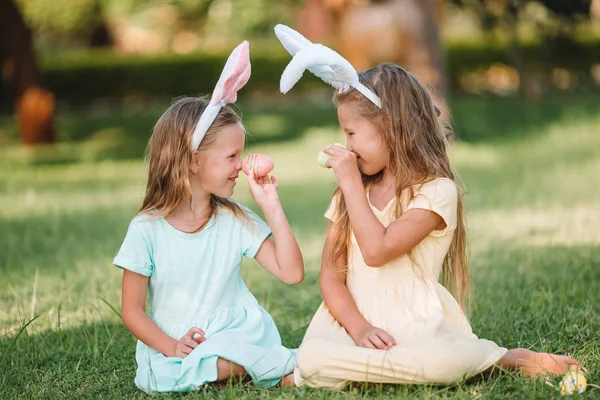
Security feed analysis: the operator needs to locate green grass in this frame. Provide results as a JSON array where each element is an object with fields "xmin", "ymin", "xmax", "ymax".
[{"xmin": 1, "ymin": 95, "xmax": 599, "ymax": 398}]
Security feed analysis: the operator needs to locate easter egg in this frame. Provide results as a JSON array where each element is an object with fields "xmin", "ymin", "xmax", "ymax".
[
  {"xmin": 242, "ymin": 154, "xmax": 274, "ymax": 177},
  {"xmin": 559, "ymin": 369, "xmax": 587, "ymax": 396},
  {"xmin": 317, "ymin": 143, "xmax": 345, "ymax": 168}
]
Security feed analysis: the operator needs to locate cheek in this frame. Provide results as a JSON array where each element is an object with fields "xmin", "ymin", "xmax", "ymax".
[
  {"xmin": 360, "ymin": 136, "xmax": 385, "ymax": 158},
  {"xmin": 198, "ymin": 159, "xmax": 224, "ymax": 181}
]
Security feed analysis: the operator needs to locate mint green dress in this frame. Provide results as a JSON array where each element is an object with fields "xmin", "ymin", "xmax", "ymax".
[{"xmin": 113, "ymin": 204, "xmax": 296, "ymax": 393}]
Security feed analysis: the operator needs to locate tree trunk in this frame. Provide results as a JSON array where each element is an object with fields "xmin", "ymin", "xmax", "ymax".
[
  {"xmin": 593, "ymin": 0, "xmax": 600, "ymax": 18},
  {"xmin": 89, "ymin": 2, "xmax": 114, "ymax": 48},
  {"xmin": 298, "ymin": 0, "xmax": 331, "ymax": 42},
  {"xmin": 0, "ymin": 0, "xmax": 55, "ymax": 145},
  {"xmin": 411, "ymin": 0, "xmax": 449, "ymax": 121},
  {"xmin": 328, "ymin": 0, "xmax": 450, "ymax": 121}
]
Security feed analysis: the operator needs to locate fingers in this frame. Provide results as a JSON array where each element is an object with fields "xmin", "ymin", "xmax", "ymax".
[
  {"xmin": 357, "ymin": 328, "xmax": 396, "ymax": 350},
  {"xmin": 246, "ymin": 169, "xmax": 256, "ymax": 186},
  {"xmin": 367, "ymin": 333, "xmax": 388, "ymax": 350},
  {"xmin": 177, "ymin": 340, "xmax": 196, "ymax": 357},
  {"xmin": 194, "ymin": 335, "xmax": 206, "ymax": 344},
  {"xmin": 322, "ymin": 147, "xmax": 335, "ymax": 156},
  {"xmin": 185, "ymin": 327, "xmax": 205, "ymax": 338},
  {"xmin": 378, "ymin": 330, "xmax": 397, "ymax": 347},
  {"xmin": 182, "ymin": 338, "xmax": 199, "ymax": 350},
  {"xmin": 360, "ymin": 338, "xmax": 376, "ymax": 349},
  {"xmin": 322, "ymin": 144, "xmax": 346, "ymax": 156},
  {"xmin": 185, "ymin": 328, "xmax": 206, "ymax": 344},
  {"xmin": 251, "ymin": 173, "xmax": 278, "ymax": 189}
]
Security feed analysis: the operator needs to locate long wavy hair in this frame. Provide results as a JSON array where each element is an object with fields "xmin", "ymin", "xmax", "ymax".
[
  {"xmin": 331, "ymin": 63, "xmax": 470, "ymax": 309},
  {"xmin": 138, "ymin": 97, "xmax": 247, "ymax": 221}
]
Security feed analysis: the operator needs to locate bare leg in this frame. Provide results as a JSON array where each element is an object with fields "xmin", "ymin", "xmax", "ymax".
[
  {"xmin": 213, "ymin": 358, "xmax": 295, "ymax": 388},
  {"xmin": 215, "ymin": 358, "xmax": 247, "ymax": 382},
  {"xmin": 279, "ymin": 373, "xmax": 296, "ymax": 387},
  {"xmin": 489, "ymin": 348, "xmax": 581, "ymax": 377}
]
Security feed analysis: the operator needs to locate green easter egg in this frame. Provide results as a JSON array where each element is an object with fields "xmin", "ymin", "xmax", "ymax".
[{"xmin": 317, "ymin": 143, "xmax": 344, "ymax": 168}]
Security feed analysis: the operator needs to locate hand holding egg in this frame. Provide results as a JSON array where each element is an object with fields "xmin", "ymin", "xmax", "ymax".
[{"xmin": 317, "ymin": 143, "xmax": 345, "ymax": 168}]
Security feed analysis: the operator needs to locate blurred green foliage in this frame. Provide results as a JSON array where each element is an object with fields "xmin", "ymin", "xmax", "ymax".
[
  {"xmin": 16, "ymin": 0, "xmax": 298, "ymax": 44},
  {"xmin": 13, "ymin": 39, "xmax": 596, "ymax": 107}
]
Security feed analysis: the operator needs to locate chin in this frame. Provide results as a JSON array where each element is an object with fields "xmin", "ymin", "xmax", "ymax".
[
  {"xmin": 220, "ymin": 189, "xmax": 235, "ymax": 198},
  {"xmin": 358, "ymin": 164, "xmax": 383, "ymax": 177},
  {"xmin": 211, "ymin": 186, "xmax": 234, "ymax": 199}
]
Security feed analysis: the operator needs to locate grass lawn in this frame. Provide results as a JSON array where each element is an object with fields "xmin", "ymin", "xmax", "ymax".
[{"xmin": 1, "ymin": 94, "xmax": 599, "ymax": 398}]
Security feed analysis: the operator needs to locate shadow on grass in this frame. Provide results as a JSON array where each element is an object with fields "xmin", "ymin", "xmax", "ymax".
[
  {"xmin": 0, "ymin": 179, "xmax": 335, "ymax": 284},
  {"xmin": 1, "ymin": 93, "xmax": 599, "ymax": 167},
  {"xmin": 450, "ymin": 92, "xmax": 600, "ymax": 143},
  {"xmin": 0, "ymin": 104, "xmax": 339, "ymax": 167}
]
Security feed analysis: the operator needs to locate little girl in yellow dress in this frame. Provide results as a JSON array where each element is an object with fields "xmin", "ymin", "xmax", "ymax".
[{"xmin": 274, "ymin": 24, "xmax": 582, "ymax": 389}]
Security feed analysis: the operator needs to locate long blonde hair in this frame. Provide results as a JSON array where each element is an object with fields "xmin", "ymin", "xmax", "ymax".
[
  {"xmin": 138, "ymin": 97, "xmax": 247, "ymax": 221},
  {"xmin": 331, "ymin": 63, "xmax": 470, "ymax": 309}
]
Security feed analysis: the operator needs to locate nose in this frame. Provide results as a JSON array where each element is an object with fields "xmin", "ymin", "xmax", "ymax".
[{"xmin": 235, "ymin": 159, "xmax": 242, "ymax": 171}]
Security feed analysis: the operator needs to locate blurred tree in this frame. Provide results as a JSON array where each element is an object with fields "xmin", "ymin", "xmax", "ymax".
[
  {"xmin": 451, "ymin": 0, "xmax": 592, "ymax": 99},
  {"xmin": 16, "ymin": 0, "xmax": 116, "ymax": 48},
  {"xmin": 89, "ymin": 1, "xmax": 115, "ymax": 48},
  {"xmin": 306, "ymin": 0, "xmax": 449, "ymax": 120},
  {"xmin": 0, "ymin": 0, "xmax": 55, "ymax": 145},
  {"xmin": 593, "ymin": 0, "xmax": 600, "ymax": 18}
]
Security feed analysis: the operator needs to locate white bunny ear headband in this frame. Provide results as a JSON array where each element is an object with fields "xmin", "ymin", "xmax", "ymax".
[
  {"xmin": 191, "ymin": 41, "xmax": 251, "ymax": 150},
  {"xmin": 274, "ymin": 24, "xmax": 382, "ymax": 109}
]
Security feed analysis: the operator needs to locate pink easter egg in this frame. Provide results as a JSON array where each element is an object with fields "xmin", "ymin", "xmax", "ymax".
[{"xmin": 242, "ymin": 154, "xmax": 274, "ymax": 177}]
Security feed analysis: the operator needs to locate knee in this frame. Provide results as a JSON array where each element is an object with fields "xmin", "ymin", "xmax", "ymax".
[
  {"xmin": 216, "ymin": 358, "xmax": 246, "ymax": 381},
  {"xmin": 296, "ymin": 339, "xmax": 327, "ymax": 379}
]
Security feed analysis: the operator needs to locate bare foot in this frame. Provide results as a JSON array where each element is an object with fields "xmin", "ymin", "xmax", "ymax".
[
  {"xmin": 499, "ymin": 348, "xmax": 582, "ymax": 377},
  {"xmin": 525, "ymin": 352, "xmax": 582, "ymax": 377},
  {"xmin": 279, "ymin": 373, "xmax": 296, "ymax": 387}
]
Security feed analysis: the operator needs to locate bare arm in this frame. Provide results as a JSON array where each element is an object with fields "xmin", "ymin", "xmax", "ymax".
[
  {"xmin": 121, "ymin": 270, "xmax": 204, "ymax": 357},
  {"xmin": 319, "ymin": 222, "xmax": 396, "ymax": 349},
  {"xmin": 319, "ymin": 222, "xmax": 367, "ymax": 337},
  {"xmin": 254, "ymin": 205, "xmax": 304, "ymax": 285},
  {"xmin": 323, "ymin": 146, "xmax": 443, "ymax": 267},
  {"xmin": 248, "ymin": 172, "xmax": 304, "ymax": 285},
  {"xmin": 343, "ymin": 185, "xmax": 443, "ymax": 267}
]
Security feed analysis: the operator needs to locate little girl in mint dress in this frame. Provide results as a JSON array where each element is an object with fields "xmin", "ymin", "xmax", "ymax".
[
  {"xmin": 114, "ymin": 207, "xmax": 296, "ymax": 392},
  {"xmin": 113, "ymin": 41, "xmax": 301, "ymax": 393}
]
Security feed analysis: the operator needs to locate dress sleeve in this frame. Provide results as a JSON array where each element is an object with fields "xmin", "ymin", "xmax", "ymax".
[
  {"xmin": 240, "ymin": 207, "xmax": 272, "ymax": 259},
  {"xmin": 406, "ymin": 178, "xmax": 458, "ymax": 237},
  {"xmin": 113, "ymin": 219, "xmax": 154, "ymax": 276},
  {"xmin": 324, "ymin": 194, "xmax": 339, "ymax": 222}
]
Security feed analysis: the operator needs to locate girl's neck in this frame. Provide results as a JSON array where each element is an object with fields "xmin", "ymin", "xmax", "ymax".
[
  {"xmin": 376, "ymin": 167, "xmax": 397, "ymax": 192},
  {"xmin": 172, "ymin": 185, "xmax": 212, "ymax": 221},
  {"xmin": 371, "ymin": 166, "xmax": 428, "ymax": 193}
]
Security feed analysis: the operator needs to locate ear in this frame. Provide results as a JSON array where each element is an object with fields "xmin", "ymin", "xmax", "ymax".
[
  {"xmin": 382, "ymin": 113, "xmax": 393, "ymax": 127},
  {"xmin": 190, "ymin": 150, "xmax": 201, "ymax": 175}
]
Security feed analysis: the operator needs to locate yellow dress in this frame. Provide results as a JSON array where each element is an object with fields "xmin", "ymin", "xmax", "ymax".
[{"xmin": 295, "ymin": 178, "xmax": 507, "ymax": 388}]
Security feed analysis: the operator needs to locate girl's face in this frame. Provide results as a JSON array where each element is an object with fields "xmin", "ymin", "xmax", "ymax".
[
  {"xmin": 195, "ymin": 123, "xmax": 244, "ymax": 198},
  {"xmin": 337, "ymin": 101, "xmax": 389, "ymax": 176}
]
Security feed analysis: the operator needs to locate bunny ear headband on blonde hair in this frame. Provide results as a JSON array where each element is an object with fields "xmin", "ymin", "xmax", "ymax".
[
  {"xmin": 274, "ymin": 24, "xmax": 382, "ymax": 109},
  {"xmin": 191, "ymin": 41, "xmax": 251, "ymax": 150}
]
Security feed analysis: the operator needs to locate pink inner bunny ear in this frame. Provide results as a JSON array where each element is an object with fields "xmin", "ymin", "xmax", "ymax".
[
  {"xmin": 210, "ymin": 41, "xmax": 250, "ymax": 106},
  {"xmin": 223, "ymin": 63, "xmax": 250, "ymax": 103}
]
